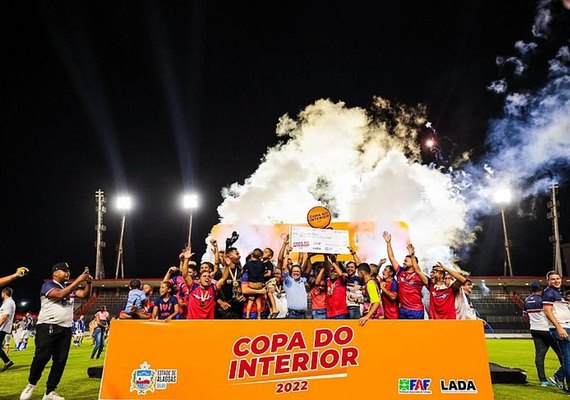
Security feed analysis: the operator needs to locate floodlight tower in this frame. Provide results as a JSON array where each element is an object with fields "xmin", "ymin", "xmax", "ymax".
[
  {"xmin": 115, "ymin": 195, "xmax": 132, "ymax": 279},
  {"xmin": 494, "ymin": 187, "xmax": 514, "ymax": 277},
  {"xmin": 95, "ymin": 189, "xmax": 107, "ymax": 280},
  {"xmin": 183, "ymin": 193, "xmax": 199, "ymax": 248},
  {"xmin": 548, "ymin": 183, "xmax": 563, "ymax": 276}
]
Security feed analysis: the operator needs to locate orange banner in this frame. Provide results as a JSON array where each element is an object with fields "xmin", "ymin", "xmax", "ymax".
[
  {"xmin": 209, "ymin": 221, "xmax": 410, "ymax": 262},
  {"xmin": 100, "ymin": 320, "xmax": 493, "ymax": 399}
]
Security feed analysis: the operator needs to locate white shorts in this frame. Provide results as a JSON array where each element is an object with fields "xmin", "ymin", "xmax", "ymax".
[{"xmin": 21, "ymin": 330, "xmax": 31, "ymax": 339}]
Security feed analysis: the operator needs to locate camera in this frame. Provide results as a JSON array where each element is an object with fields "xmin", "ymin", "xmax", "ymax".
[{"xmin": 225, "ymin": 231, "xmax": 239, "ymax": 251}]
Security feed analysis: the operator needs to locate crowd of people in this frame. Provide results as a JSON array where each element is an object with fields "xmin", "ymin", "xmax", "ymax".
[
  {"xmin": 116, "ymin": 231, "xmax": 479, "ymax": 325},
  {"xmin": 2, "ymin": 229, "xmax": 570, "ymax": 398}
]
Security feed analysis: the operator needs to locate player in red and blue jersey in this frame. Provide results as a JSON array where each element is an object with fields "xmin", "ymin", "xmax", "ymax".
[
  {"xmin": 427, "ymin": 262, "xmax": 466, "ymax": 319},
  {"xmin": 384, "ymin": 232, "xmax": 426, "ymax": 319},
  {"xmin": 315, "ymin": 255, "xmax": 348, "ymax": 319},
  {"xmin": 379, "ymin": 265, "xmax": 399, "ymax": 319},
  {"xmin": 181, "ymin": 246, "xmax": 232, "ymax": 319}
]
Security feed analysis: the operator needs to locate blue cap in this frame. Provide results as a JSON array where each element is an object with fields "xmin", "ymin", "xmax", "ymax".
[{"xmin": 530, "ymin": 281, "xmax": 541, "ymax": 292}]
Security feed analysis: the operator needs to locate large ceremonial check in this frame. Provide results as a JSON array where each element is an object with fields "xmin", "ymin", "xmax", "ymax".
[
  {"xmin": 100, "ymin": 320, "xmax": 493, "ymax": 399},
  {"xmin": 290, "ymin": 226, "xmax": 350, "ymax": 254}
]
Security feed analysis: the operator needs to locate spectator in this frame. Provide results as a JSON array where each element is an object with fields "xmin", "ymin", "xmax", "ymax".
[
  {"xmin": 152, "ymin": 282, "xmax": 179, "ymax": 322},
  {"xmin": 357, "ymin": 264, "xmax": 383, "ymax": 325},
  {"xmin": 0, "ymin": 287, "xmax": 16, "ymax": 372},
  {"xmin": 72, "ymin": 316, "xmax": 85, "ymax": 347},
  {"xmin": 20, "ymin": 262, "xmax": 92, "ymax": 400},
  {"xmin": 16, "ymin": 312, "xmax": 34, "ymax": 351},
  {"xmin": 541, "ymin": 271, "xmax": 569, "ymax": 393},
  {"xmin": 384, "ymin": 232, "xmax": 426, "ymax": 319},
  {"xmin": 90, "ymin": 306, "xmax": 109, "ymax": 360},
  {"xmin": 119, "ymin": 279, "xmax": 147, "ymax": 319},
  {"xmin": 523, "ymin": 281, "xmax": 564, "ymax": 387},
  {"xmin": 379, "ymin": 264, "xmax": 399, "ymax": 319}
]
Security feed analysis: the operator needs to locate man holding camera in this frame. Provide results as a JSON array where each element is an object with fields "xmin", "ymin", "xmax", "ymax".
[{"xmin": 20, "ymin": 263, "xmax": 92, "ymax": 400}]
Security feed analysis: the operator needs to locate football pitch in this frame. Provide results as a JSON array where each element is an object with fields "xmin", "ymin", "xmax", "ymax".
[{"xmin": 0, "ymin": 338, "xmax": 566, "ymax": 399}]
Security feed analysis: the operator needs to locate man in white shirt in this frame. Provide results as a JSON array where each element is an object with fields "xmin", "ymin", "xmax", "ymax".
[
  {"xmin": 543, "ymin": 271, "xmax": 570, "ymax": 393},
  {"xmin": 0, "ymin": 287, "xmax": 16, "ymax": 372},
  {"xmin": 523, "ymin": 281, "xmax": 563, "ymax": 387}
]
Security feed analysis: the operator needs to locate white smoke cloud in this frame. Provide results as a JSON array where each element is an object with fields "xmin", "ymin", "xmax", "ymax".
[
  {"xmin": 211, "ymin": 2, "xmax": 570, "ymax": 273},
  {"xmin": 217, "ymin": 98, "xmax": 471, "ymax": 267}
]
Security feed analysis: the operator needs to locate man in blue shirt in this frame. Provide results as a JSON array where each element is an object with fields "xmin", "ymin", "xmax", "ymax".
[{"xmin": 283, "ymin": 263, "xmax": 309, "ymax": 319}]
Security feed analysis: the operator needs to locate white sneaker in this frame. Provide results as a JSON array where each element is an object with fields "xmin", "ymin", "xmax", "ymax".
[
  {"xmin": 43, "ymin": 391, "xmax": 65, "ymax": 400},
  {"xmin": 20, "ymin": 384, "xmax": 36, "ymax": 400}
]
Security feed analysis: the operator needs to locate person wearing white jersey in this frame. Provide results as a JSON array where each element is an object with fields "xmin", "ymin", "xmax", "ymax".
[
  {"xmin": 0, "ymin": 287, "xmax": 16, "ymax": 372},
  {"xmin": 543, "ymin": 271, "xmax": 570, "ymax": 393},
  {"xmin": 20, "ymin": 263, "xmax": 92, "ymax": 400},
  {"xmin": 523, "ymin": 281, "xmax": 563, "ymax": 387}
]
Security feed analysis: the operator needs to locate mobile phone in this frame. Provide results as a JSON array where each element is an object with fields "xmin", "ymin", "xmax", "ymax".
[{"xmin": 84, "ymin": 267, "xmax": 90, "ymax": 275}]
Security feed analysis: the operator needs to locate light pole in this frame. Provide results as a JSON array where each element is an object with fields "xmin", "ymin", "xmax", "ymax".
[
  {"xmin": 183, "ymin": 193, "xmax": 199, "ymax": 248},
  {"xmin": 115, "ymin": 195, "xmax": 132, "ymax": 279},
  {"xmin": 494, "ymin": 188, "xmax": 514, "ymax": 277}
]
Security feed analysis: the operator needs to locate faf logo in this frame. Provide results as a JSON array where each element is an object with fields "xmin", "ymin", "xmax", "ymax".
[
  {"xmin": 398, "ymin": 378, "xmax": 432, "ymax": 394},
  {"xmin": 440, "ymin": 379, "xmax": 478, "ymax": 394},
  {"xmin": 130, "ymin": 362, "xmax": 157, "ymax": 395}
]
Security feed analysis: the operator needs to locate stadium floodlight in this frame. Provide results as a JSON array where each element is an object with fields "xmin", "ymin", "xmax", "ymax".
[
  {"xmin": 115, "ymin": 194, "xmax": 132, "ymax": 279},
  {"xmin": 182, "ymin": 193, "xmax": 199, "ymax": 248},
  {"xmin": 183, "ymin": 193, "xmax": 199, "ymax": 210},
  {"xmin": 493, "ymin": 187, "xmax": 512, "ymax": 205},
  {"xmin": 20, "ymin": 301, "xmax": 27, "ymax": 307},
  {"xmin": 116, "ymin": 195, "xmax": 132, "ymax": 211},
  {"xmin": 493, "ymin": 187, "xmax": 513, "ymax": 277}
]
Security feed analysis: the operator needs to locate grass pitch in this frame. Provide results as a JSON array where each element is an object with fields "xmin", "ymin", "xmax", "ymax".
[{"xmin": 0, "ymin": 338, "xmax": 567, "ymax": 399}]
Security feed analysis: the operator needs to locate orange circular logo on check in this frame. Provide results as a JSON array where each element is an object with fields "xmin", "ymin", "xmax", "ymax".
[{"xmin": 307, "ymin": 206, "xmax": 331, "ymax": 229}]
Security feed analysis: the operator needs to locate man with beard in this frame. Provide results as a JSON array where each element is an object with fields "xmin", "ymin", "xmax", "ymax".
[
  {"xmin": 383, "ymin": 232, "xmax": 426, "ymax": 319},
  {"xmin": 426, "ymin": 262, "xmax": 466, "ymax": 319},
  {"xmin": 344, "ymin": 253, "xmax": 364, "ymax": 320},
  {"xmin": 379, "ymin": 265, "xmax": 399, "ymax": 319},
  {"xmin": 213, "ymin": 246, "xmax": 246, "ymax": 319}
]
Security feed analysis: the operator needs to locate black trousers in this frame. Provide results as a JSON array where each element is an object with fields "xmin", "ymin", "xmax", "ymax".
[
  {"xmin": 28, "ymin": 324, "xmax": 72, "ymax": 394},
  {"xmin": 0, "ymin": 331, "xmax": 10, "ymax": 363},
  {"xmin": 531, "ymin": 329, "xmax": 563, "ymax": 381}
]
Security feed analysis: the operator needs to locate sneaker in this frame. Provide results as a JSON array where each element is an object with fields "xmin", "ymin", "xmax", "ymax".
[
  {"xmin": 43, "ymin": 391, "xmax": 65, "ymax": 400},
  {"xmin": 1, "ymin": 360, "xmax": 14, "ymax": 372},
  {"xmin": 540, "ymin": 380, "xmax": 554, "ymax": 387},
  {"xmin": 20, "ymin": 384, "xmax": 36, "ymax": 400},
  {"xmin": 549, "ymin": 375, "xmax": 564, "ymax": 390}
]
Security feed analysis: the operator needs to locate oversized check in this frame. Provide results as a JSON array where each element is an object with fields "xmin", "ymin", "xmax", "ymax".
[{"xmin": 290, "ymin": 226, "xmax": 350, "ymax": 254}]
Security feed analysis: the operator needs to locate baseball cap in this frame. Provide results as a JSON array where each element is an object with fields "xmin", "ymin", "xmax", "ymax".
[
  {"xmin": 52, "ymin": 262, "xmax": 71, "ymax": 273},
  {"xmin": 529, "ymin": 281, "xmax": 541, "ymax": 291}
]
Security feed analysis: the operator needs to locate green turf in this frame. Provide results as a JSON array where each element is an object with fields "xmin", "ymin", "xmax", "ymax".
[{"xmin": 0, "ymin": 338, "xmax": 567, "ymax": 399}]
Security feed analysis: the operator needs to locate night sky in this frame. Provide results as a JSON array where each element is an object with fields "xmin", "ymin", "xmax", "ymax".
[{"xmin": 2, "ymin": 1, "xmax": 569, "ymax": 309}]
